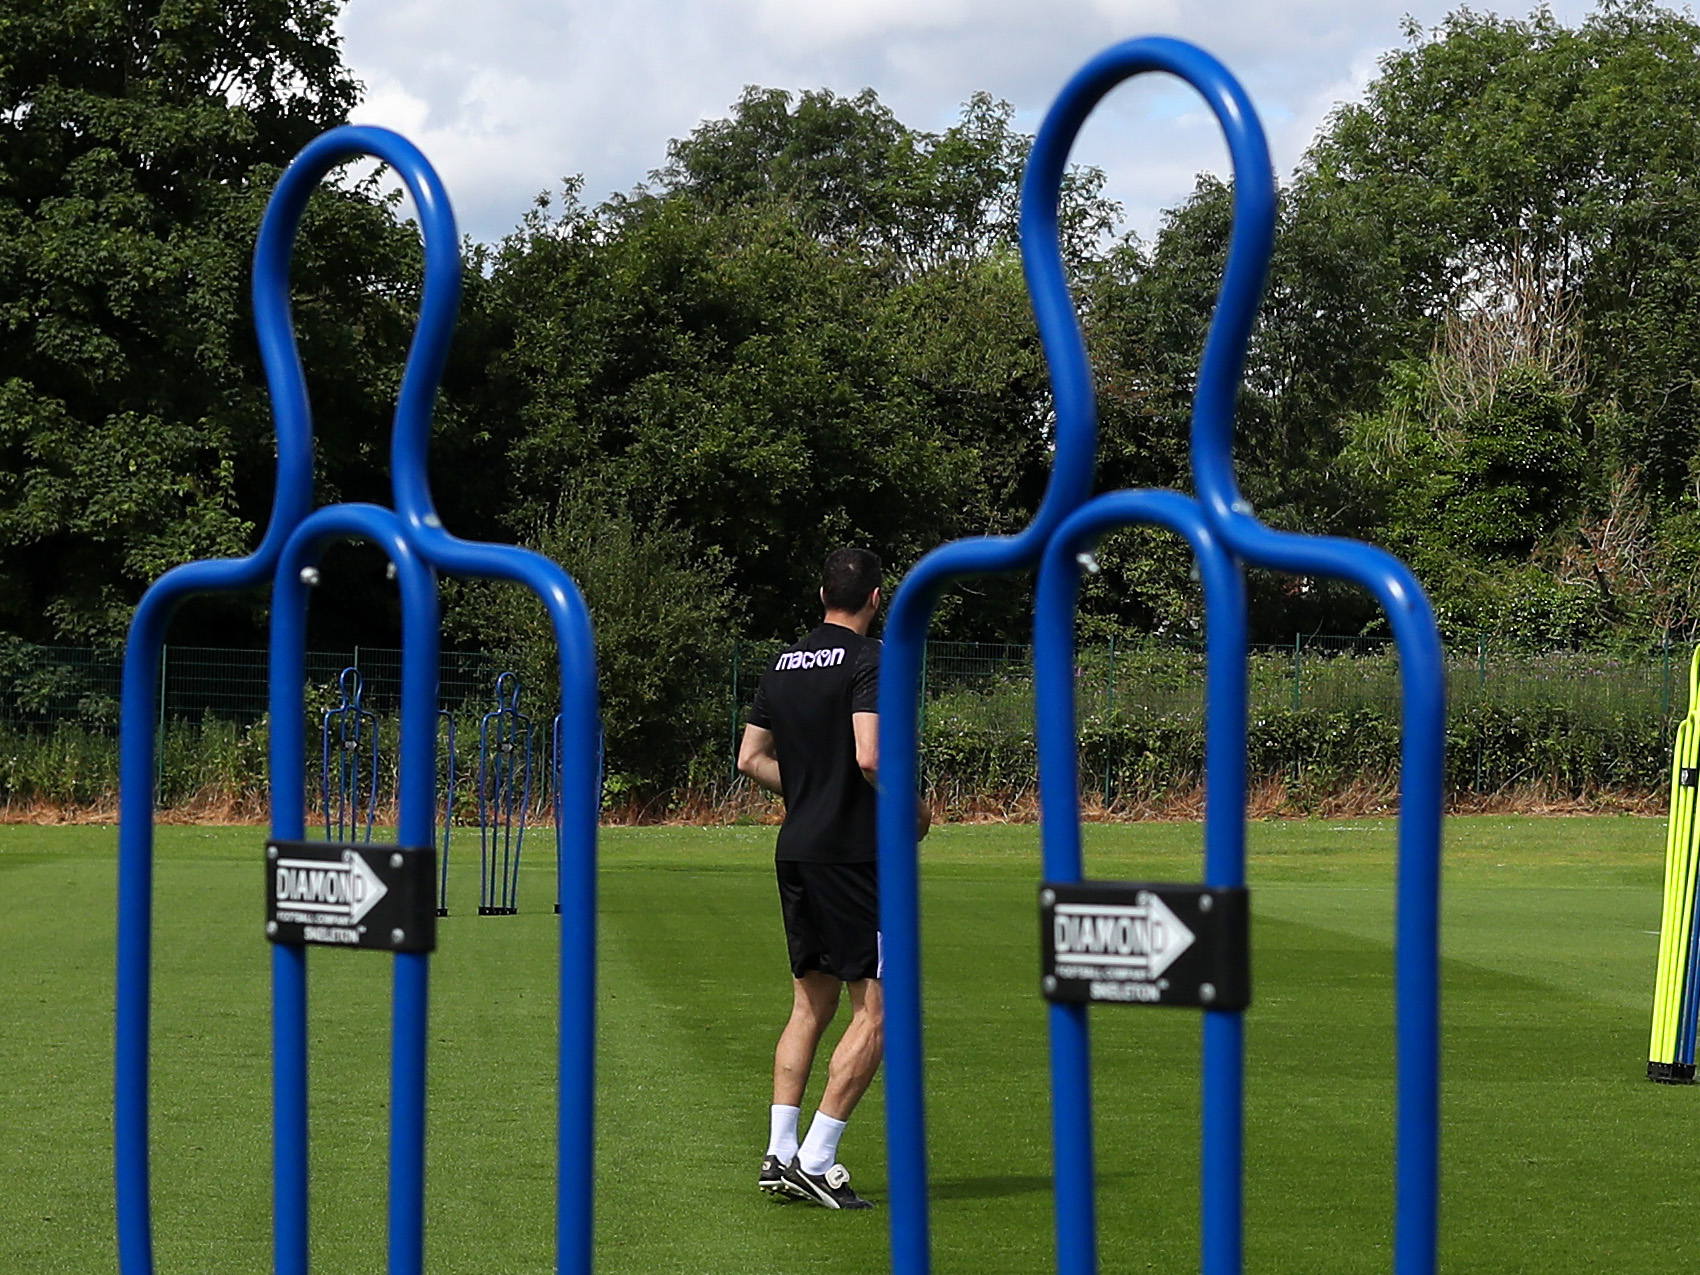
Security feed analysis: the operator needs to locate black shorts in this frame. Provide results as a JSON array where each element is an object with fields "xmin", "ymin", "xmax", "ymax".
[{"xmin": 776, "ymin": 860, "xmax": 881, "ymax": 982}]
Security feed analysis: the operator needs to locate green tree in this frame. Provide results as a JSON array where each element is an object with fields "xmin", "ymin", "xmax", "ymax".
[
  {"xmin": 655, "ymin": 87, "xmax": 1116, "ymax": 274},
  {"xmin": 443, "ymin": 486, "xmax": 741, "ymax": 803},
  {"xmin": 1099, "ymin": 1, "xmax": 1700, "ymax": 644},
  {"xmin": 0, "ymin": 0, "xmax": 434, "ymax": 645},
  {"xmin": 477, "ymin": 84, "xmax": 1120, "ymax": 642},
  {"xmin": 1339, "ymin": 357, "xmax": 1590, "ymax": 644},
  {"xmin": 1078, "ymin": 171, "xmax": 1406, "ymax": 639},
  {"xmin": 481, "ymin": 192, "xmax": 958, "ymax": 637},
  {"xmin": 1307, "ymin": 1, "xmax": 1700, "ymax": 511}
]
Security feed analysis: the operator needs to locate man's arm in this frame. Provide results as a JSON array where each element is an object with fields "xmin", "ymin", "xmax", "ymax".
[
  {"xmin": 852, "ymin": 711, "xmax": 879, "ymax": 787},
  {"xmin": 737, "ymin": 723, "xmax": 783, "ymax": 796},
  {"xmin": 852, "ymin": 710, "xmax": 930, "ymax": 840}
]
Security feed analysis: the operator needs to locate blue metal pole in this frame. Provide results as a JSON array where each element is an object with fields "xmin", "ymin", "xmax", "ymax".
[
  {"xmin": 402, "ymin": 567, "xmax": 597, "ymax": 1275},
  {"xmin": 322, "ymin": 684, "xmax": 336, "ymax": 840},
  {"xmin": 1035, "ymin": 491, "xmax": 1247, "ymax": 1275},
  {"xmin": 119, "ymin": 123, "xmax": 603, "ymax": 1275},
  {"xmin": 114, "ymin": 131, "xmax": 329, "ymax": 1275},
  {"xmin": 271, "ymin": 505, "xmax": 440, "ymax": 1275},
  {"xmin": 390, "ymin": 533, "xmax": 439, "ymax": 1275},
  {"xmin": 1174, "ymin": 55, "xmax": 1445, "ymax": 1271},
  {"xmin": 879, "ymin": 39, "xmax": 1275, "ymax": 1274},
  {"xmin": 515, "ymin": 704, "xmax": 534, "ymax": 912},
  {"xmin": 439, "ymin": 709, "xmax": 456, "ymax": 915},
  {"xmin": 501, "ymin": 698, "xmax": 513, "ymax": 910},
  {"xmin": 1672, "ymin": 839, "xmax": 1700, "ymax": 1067},
  {"xmin": 500, "ymin": 701, "xmax": 513, "ymax": 909},
  {"xmin": 364, "ymin": 695, "xmax": 381, "ymax": 844},
  {"xmin": 552, "ymin": 712, "xmax": 563, "ymax": 914},
  {"xmin": 400, "ymin": 583, "xmax": 596, "ymax": 1275},
  {"xmin": 268, "ymin": 553, "xmax": 313, "ymax": 1275},
  {"xmin": 363, "ymin": 130, "xmax": 599, "ymax": 1264},
  {"xmin": 262, "ymin": 125, "xmax": 602, "ymax": 1273},
  {"xmin": 1678, "ymin": 864, "xmax": 1700, "ymax": 1067},
  {"xmin": 499, "ymin": 679, "xmax": 521, "ymax": 912},
  {"xmin": 341, "ymin": 669, "xmax": 359, "ymax": 839},
  {"xmin": 494, "ymin": 675, "xmax": 511, "ymax": 910},
  {"xmin": 1213, "ymin": 560, "xmax": 1441, "ymax": 1275},
  {"xmin": 479, "ymin": 703, "xmax": 494, "ymax": 910}
]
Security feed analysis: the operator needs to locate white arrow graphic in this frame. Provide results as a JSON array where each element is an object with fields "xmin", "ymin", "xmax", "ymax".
[
  {"xmin": 1138, "ymin": 892, "xmax": 1195, "ymax": 980},
  {"xmin": 274, "ymin": 850, "xmax": 388, "ymax": 925},
  {"xmin": 1052, "ymin": 892, "xmax": 1196, "ymax": 980},
  {"xmin": 342, "ymin": 850, "xmax": 388, "ymax": 925}
]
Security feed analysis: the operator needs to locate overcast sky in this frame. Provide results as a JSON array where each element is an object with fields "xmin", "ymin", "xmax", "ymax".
[{"xmin": 336, "ymin": 0, "xmax": 1606, "ymax": 246}]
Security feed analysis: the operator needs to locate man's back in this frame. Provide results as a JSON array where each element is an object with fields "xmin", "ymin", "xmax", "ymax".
[{"xmin": 750, "ymin": 623, "xmax": 880, "ymax": 863}]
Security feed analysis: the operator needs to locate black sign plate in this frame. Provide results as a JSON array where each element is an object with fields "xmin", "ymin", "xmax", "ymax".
[
  {"xmin": 266, "ymin": 841, "xmax": 437, "ymax": 953},
  {"xmin": 1040, "ymin": 881, "xmax": 1249, "ymax": 1010},
  {"xmin": 1682, "ymin": 767, "xmax": 1698, "ymax": 789}
]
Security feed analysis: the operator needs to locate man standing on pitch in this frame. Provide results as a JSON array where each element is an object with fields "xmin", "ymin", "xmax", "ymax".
[{"xmin": 738, "ymin": 547, "xmax": 924, "ymax": 1210}]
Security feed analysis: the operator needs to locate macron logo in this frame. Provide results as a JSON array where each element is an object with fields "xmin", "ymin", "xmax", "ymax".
[{"xmin": 775, "ymin": 648, "xmax": 846, "ymax": 671}]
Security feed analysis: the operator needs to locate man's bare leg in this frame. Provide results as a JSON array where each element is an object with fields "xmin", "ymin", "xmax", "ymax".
[
  {"xmin": 817, "ymin": 977, "xmax": 884, "ymax": 1120},
  {"xmin": 764, "ymin": 971, "xmax": 841, "ymax": 1180},
  {"xmin": 791, "ymin": 977, "xmax": 885, "ymax": 1193},
  {"xmin": 774, "ymin": 971, "xmax": 842, "ymax": 1105}
]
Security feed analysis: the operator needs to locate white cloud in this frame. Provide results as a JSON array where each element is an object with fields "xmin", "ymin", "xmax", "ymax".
[
  {"xmin": 334, "ymin": 0, "xmax": 1603, "ymax": 246},
  {"xmin": 743, "ymin": 0, "xmax": 978, "ymax": 52}
]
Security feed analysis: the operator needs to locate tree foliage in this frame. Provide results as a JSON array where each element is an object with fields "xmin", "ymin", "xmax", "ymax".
[
  {"xmin": 654, "ymin": 87, "xmax": 1116, "ymax": 274},
  {"xmin": 14, "ymin": 2, "xmax": 1700, "ymax": 661},
  {"xmin": 473, "ymin": 89, "xmax": 1114, "ymax": 640},
  {"xmin": 1297, "ymin": 0, "xmax": 1700, "ymax": 642},
  {"xmin": 1107, "ymin": 0, "xmax": 1700, "ymax": 645},
  {"xmin": 0, "ymin": 0, "xmax": 446, "ymax": 644},
  {"xmin": 442, "ymin": 485, "xmax": 740, "ymax": 800}
]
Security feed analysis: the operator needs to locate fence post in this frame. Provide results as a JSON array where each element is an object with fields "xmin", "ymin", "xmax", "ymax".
[
  {"xmin": 728, "ymin": 638, "xmax": 740, "ymax": 788},
  {"xmin": 1103, "ymin": 633, "xmax": 1116, "ymax": 808},
  {"xmin": 919, "ymin": 638, "xmax": 928, "ymax": 735},
  {"xmin": 1663, "ymin": 636, "xmax": 1673, "ymax": 724},
  {"xmin": 1286, "ymin": 633, "xmax": 1302, "ymax": 789},
  {"xmin": 1475, "ymin": 634, "xmax": 1487, "ymax": 794},
  {"xmin": 154, "ymin": 643, "xmax": 167, "ymax": 807}
]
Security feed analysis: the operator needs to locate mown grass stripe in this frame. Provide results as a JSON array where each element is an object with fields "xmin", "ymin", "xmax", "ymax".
[{"xmin": 0, "ymin": 818, "xmax": 1689, "ymax": 1272}]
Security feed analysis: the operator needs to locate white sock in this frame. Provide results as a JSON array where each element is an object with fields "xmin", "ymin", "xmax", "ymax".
[
  {"xmin": 797, "ymin": 1111, "xmax": 848, "ymax": 1176},
  {"xmin": 767, "ymin": 1104, "xmax": 801, "ymax": 1161}
]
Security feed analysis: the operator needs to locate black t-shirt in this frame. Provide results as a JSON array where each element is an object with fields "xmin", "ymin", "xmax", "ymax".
[{"xmin": 748, "ymin": 623, "xmax": 880, "ymax": 863}]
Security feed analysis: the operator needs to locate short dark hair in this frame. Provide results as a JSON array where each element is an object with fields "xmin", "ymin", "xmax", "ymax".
[{"xmin": 822, "ymin": 547, "xmax": 882, "ymax": 613}]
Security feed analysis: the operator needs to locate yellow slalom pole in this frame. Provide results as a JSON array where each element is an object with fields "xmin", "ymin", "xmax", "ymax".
[
  {"xmin": 1655, "ymin": 669, "xmax": 1698, "ymax": 1069},
  {"xmin": 1650, "ymin": 653, "xmax": 1696, "ymax": 1072},
  {"xmin": 1650, "ymin": 648, "xmax": 1700, "ymax": 1081},
  {"xmin": 1673, "ymin": 651, "xmax": 1700, "ymax": 1052},
  {"xmin": 1650, "ymin": 715, "xmax": 1689, "ymax": 1060},
  {"xmin": 1673, "ymin": 651, "xmax": 1700, "ymax": 1071},
  {"xmin": 1649, "ymin": 736, "xmax": 1677, "ymax": 1062}
]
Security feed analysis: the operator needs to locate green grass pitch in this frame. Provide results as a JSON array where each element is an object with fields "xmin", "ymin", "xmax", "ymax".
[{"xmin": 1, "ymin": 815, "xmax": 1695, "ymax": 1272}]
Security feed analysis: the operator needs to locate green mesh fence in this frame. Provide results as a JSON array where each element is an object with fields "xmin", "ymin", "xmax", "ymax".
[
  {"xmin": 0, "ymin": 644, "xmax": 512, "ymax": 732},
  {"xmin": 0, "ymin": 636, "xmax": 1685, "ymax": 808},
  {"xmin": 732, "ymin": 634, "xmax": 1684, "ymax": 805}
]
